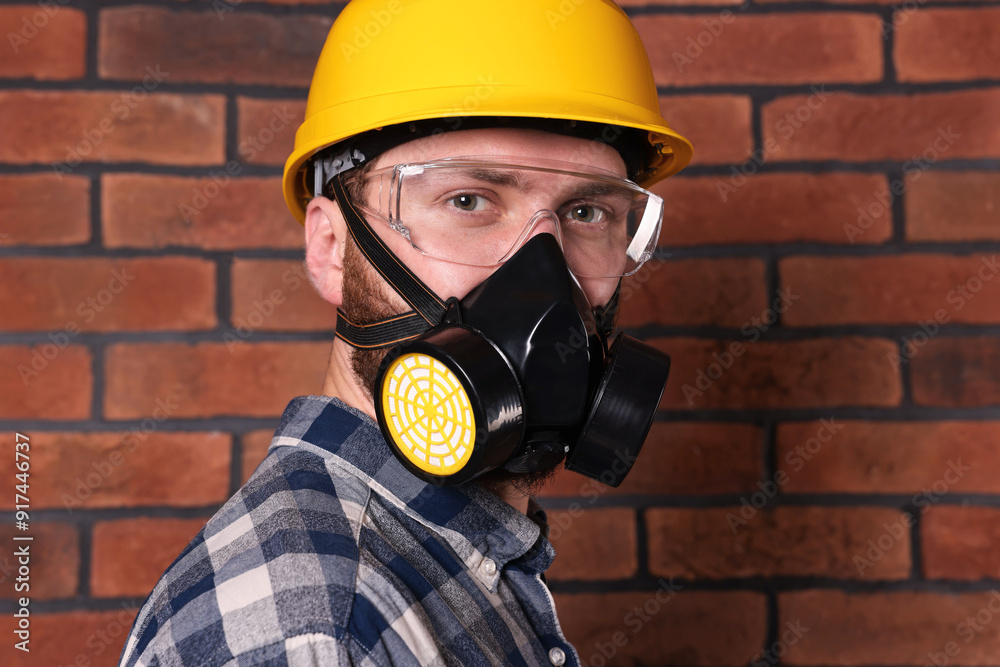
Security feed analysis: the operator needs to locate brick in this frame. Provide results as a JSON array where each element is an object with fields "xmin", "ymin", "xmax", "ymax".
[
  {"xmin": 911, "ymin": 338, "xmax": 1000, "ymax": 407},
  {"xmin": 781, "ymin": 590, "xmax": 1000, "ymax": 665},
  {"xmin": 0, "ymin": 257, "xmax": 216, "ymax": 332},
  {"xmin": 0, "ymin": 345, "xmax": 91, "ymax": 419},
  {"xmin": 232, "ymin": 259, "xmax": 335, "ymax": 332},
  {"xmin": 92, "ymin": 517, "xmax": 206, "ymax": 597},
  {"xmin": 0, "ymin": 91, "xmax": 225, "ymax": 165},
  {"xmin": 777, "ymin": 420, "xmax": 1000, "ymax": 494},
  {"xmin": 759, "ymin": 0, "xmax": 988, "ymax": 3},
  {"xmin": 242, "ymin": 428, "xmax": 275, "ymax": 483},
  {"xmin": 541, "ymin": 422, "xmax": 762, "ymax": 497},
  {"xmin": 230, "ymin": 0, "xmax": 334, "ymax": 3},
  {"xmin": 0, "ymin": 522, "xmax": 77, "ymax": 600},
  {"xmin": 896, "ymin": 8, "xmax": 1000, "ymax": 82},
  {"xmin": 658, "ymin": 95, "xmax": 753, "ymax": 166},
  {"xmin": 99, "ymin": 7, "xmax": 332, "ymax": 86},
  {"xmin": 923, "ymin": 506, "xmax": 1000, "ymax": 581},
  {"xmin": 1, "ymin": 609, "xmax": 138, "ymax": 667},
  {"xmin": 102, "ymin": 174, "xmax": 302, "ymax": 249},
  {"xmin": 0, "ymin": 6, "xmax": 85, "ymax": 80},
  {"xmin": 622, "ymin": 0, "xmax": 744, "ymax": 5},
  {"xmin": 104, "ymin": 342, "xmax": 329, "ymax": 419},
  {"xmin": 555, "ymin": 591, "xmax": 766, "ymax": 666},
  {"xmin": 762, "ymin": 89, "xmax": 1000, "ymax": 162},
  {"xmin": 237, "ymin": 98, "xmax": 305, "ymax": 165},
  {"xmin": 781, "ymin": 254, "xmax": 1000, "ymax": 326},
  {"xmin": 655, "ymin": 173, "xmax": 891, "ymax": 246},
  {"xmin": 648, "ymin": 507, "xmax": 910, "ymax": 580},
  {"xmin": 0, "ymin": 173, "xmax": 90, "ymax": 245},
  {"xmin": 0, "ymin": 431, "xmax": 230, "ymax": 510},
  {"xmin": 617, "ymin": 258, "xmax": 767, "ymax": 328},
  {"xmin": 654, "ymin": 337, "xmax": 902, "ymax": 410},
  {"xmin": 547, "ymin": 508, "xmax": 637, "ymax": 581},
  {"xmin": 907, "ymin": 171, "xmax": 1000, "ymax": 242},
  {"xmin": 634, "ymin": 13, "xmax": 882, "ymax": 86}
]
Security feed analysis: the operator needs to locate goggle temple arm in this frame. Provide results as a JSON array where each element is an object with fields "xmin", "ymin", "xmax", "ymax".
[{"xmin": 626, "ymin": 193, "xmax": 663, "ymax": 263}]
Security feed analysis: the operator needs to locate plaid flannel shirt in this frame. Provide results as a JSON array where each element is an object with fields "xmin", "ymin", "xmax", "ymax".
[{"xmin": 119, "ymin": 395, "xmax": 580, "ymax": 667}]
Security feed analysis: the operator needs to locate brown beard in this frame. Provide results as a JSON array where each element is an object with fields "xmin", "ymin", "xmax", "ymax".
[
  {"xmin": 339, "ymin": 237, "xmax": 561, "ymax": 497},
  {"xmin": 475, "ymin": 465, "xmax": 559, "ymax": 499},
  {"xmin": 341, "ymin": 239, "xmax": 399, "ymax": 401}
]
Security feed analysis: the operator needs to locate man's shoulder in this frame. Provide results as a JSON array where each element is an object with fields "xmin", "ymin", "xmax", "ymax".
[
  {"xmin": 208, "ymin": 442, "xmax": 374, "ymax": 581},
  {"xmin": 121, "ymin": 443, "xmax": 373, "ymax": 666}
]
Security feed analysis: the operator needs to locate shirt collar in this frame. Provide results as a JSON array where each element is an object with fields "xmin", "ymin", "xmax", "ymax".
[{"xmin": 268, "ymin": 395, "xmax": 555, "ymax": 587}]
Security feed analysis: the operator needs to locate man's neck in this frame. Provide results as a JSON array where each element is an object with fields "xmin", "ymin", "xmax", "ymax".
[{"xmin": 322, "ymin": 339, "xmax": 377, "ymax": 418}]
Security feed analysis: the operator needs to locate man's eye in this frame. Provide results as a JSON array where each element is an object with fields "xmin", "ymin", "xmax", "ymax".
[
  {"xmin": 567, "ymin": 205, "xmax": 605, "ymax": 223},
  {"xmin": 449, "ymin": 194, "xmax": 484, "ymax": 211}
]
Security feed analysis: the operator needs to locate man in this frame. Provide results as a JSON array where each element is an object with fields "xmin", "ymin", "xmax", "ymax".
[{"xmin": 119, "ymin": 1, "xmax": 691, "ymax": 665}]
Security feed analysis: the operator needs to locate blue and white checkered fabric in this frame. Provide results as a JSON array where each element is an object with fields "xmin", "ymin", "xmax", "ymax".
[{"xmin": 119, "ymin": 395, "xmax": 579, "ymax": 666}]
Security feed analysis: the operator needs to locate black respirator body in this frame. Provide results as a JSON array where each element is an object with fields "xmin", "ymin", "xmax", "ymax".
[{"xmin": 329, "ymin": 176, "xmax": 671, "ymax": 488}]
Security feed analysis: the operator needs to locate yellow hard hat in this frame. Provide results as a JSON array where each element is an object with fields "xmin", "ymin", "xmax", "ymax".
[{"xmin": 282, "ymin": 0, "xmax": 693, "ymax": 223}]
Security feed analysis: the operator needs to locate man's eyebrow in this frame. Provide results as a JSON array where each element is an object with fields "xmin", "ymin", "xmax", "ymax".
[
  {"xmin": 465, "ymin": 168, "xmax": 527, "ymax": 191},
  {"xmin": 567, "ymin": 182, "xmax": 629, "ymax": 199}
]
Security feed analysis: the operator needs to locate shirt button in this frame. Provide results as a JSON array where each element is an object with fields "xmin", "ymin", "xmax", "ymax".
[
  {"xmin": 481, "ymin": 558, "xmax": 497, "ymax": 576},
  {"xmin": 549, "ymin": 647, "xmax": 566, "ymax": 666}
]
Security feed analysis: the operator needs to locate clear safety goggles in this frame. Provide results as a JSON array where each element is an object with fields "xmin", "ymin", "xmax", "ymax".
[{"xmin": 345, "ymin": 156, "xmax": 665, "ymax": 279}]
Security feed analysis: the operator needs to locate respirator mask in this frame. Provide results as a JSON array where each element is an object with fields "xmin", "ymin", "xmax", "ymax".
[{"xmin": 323, "ymin": 155, "xmax": 672, "ymax": 487}]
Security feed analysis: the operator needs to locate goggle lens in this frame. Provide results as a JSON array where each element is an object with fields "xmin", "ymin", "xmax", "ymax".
[{"xmin": 352, "ymin": 158, "xmax": 663, "ymax": 278}]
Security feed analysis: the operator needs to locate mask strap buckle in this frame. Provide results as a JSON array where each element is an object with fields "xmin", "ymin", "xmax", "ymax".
[
  {"xmin": 593, "ymin": 280, "xmax": 621, "ymax": 347},
  {"xmin": 441, "ymin": 296, "xmax": 463, "ymax": 324}
]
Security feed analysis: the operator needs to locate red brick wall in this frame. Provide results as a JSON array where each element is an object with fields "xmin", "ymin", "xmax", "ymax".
[{"xmin": 0, "ymin": 0, "xmax": 998, "ymax": 665}]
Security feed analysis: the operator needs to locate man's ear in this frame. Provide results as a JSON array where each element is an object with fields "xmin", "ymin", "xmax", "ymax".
[{"xmin": 304, "ymin": 196, "xmax": 349, "ymax": 306}]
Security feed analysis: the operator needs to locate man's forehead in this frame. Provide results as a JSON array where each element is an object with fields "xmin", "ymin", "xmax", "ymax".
[{"xmin": 371, "ymin": 127, "xmax": 628, "ymax": 176}]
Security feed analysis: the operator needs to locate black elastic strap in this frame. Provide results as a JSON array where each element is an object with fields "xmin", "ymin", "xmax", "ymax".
[
  {"xmin": 335, "ymin": 309, "xmax": 432, "ymax": 349},
  {"xmin": 330, "ymin": 175, "xmax": 447, "ymax": 338},
  {"xmin": 594, "ymin": 280, "xmax": 622, "ymax": 344}
]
